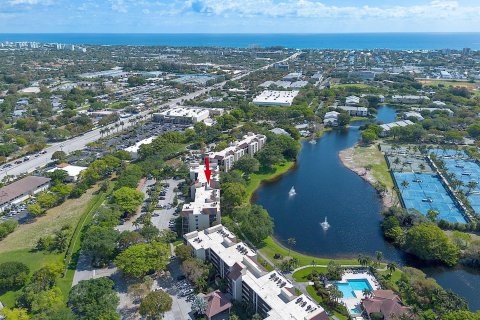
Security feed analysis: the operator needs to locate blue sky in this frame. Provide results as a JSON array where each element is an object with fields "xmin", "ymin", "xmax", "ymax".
[{"xmin": 0, "ymin": 0, "xmax": 479, "ymax": 33}]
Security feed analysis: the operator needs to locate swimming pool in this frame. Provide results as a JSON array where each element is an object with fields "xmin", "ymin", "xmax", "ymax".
[{"xmin": 335, "ymin": 279, "xmax": 372, "ymax": 299}]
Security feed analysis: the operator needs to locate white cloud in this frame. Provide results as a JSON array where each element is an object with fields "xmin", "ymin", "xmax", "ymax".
[
  {"xmin": 183, "ymin": 0, "xmax": 480, "ymax": 19},
  {"xmin": 8, "ymin": 0, "xmax": 52, "ymax": 4},
  {"xmin": 110, "ymin": 0, "xmax": 128, "ymax": 13}
]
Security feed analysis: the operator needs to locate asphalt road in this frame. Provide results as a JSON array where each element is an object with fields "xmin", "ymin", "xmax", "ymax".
[{"xmin": 0, "ymin": 52, "xmax": 300, "ymax": 181}]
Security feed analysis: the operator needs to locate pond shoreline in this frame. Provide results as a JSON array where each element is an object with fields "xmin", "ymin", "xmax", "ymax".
[{"xmin": 338, "ymin": 144, "xmax": 396, "ymax": 209}]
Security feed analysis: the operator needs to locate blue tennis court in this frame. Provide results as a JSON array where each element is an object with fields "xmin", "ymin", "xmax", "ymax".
[
  {"xmin": 443, "ymin": 159, "xmax": 480, "ymax": 213},
  {"xmin": 393, "ymin": 172, "xmax": 467, "ymax": 223},
  {"xmin": 429, "ymin": 149, "xmax": 468, "ymax": 158}
]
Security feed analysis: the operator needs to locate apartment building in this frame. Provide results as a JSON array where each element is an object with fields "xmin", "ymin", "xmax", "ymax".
[
  {"xmin": 207, "ymin": 133, "xmax": 267, "ymax": 172},
  {"xmin": 392, "ymin": 95, "xmax": 430, "ymax": 104},
  {"xmin": 181, "ymin": 162, "xmax": 221, "ymax": 234},
  {"xmin": 185, "ymin": 225, "xmax": 328, "ymax": 320}
]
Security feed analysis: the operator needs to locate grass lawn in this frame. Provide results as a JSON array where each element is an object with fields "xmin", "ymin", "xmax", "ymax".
[
  {"xmin": 377, "ymin": 269, "xmax": 403, "ymax": 291},
  {"xmin": 351, "ymin": 144, "xmax": 394, "ymax": 189},
  {"xmin": 418, "ymin": 79, "xmax": 478, "ymax": 89},
  {"xmin": 0, "ymin": 249, "xmax": 63, "ymax": 307},
  {"xmin": 0, "ymin": 184, "xmax": 107, "ymax": 306},
  {"xmin": 292, "ymin": 267, "xmax": 328, "ymax": 282},
  {"xmin": 245, "ymin": 161, "xmax": 295, "ymax": 200},
  {"xmin": 332, "ymin": 83, "xmax": 374, "ymax": 90},
  {"xmin": 259, "ymin": 236, "xmax": 359, "ymax": 267},
  {"xmin": 0, "ymin": 186, "xmax": 99, "ymax": 253}
]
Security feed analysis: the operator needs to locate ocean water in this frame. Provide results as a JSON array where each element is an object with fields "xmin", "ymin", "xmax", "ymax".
[{"xmin": 1, "ymin": 33, "xmax": 480, "ymax": 50}]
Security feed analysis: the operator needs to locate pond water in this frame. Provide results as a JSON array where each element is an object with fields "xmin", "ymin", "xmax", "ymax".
[{"xmin": 254, "ymin": 106, "xmax": 480, "ymax": 310}]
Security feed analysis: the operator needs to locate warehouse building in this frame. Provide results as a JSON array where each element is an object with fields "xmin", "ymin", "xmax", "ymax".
[{"xmin": 252, "ymin": 90, "xmax": 299, "ymax": 107}]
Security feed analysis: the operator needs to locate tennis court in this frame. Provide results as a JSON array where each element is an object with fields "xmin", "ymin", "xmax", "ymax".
[
  {"xmin": 429, "ymin": 149, "xmax": 468, "ymax": 159},
  {"xmin": 393, "ymin": 172, "xmax": 467, "ymax": 223},
  {"xmin": 443, "ymin": 158, "xmax": 480, "ymax": 213}
]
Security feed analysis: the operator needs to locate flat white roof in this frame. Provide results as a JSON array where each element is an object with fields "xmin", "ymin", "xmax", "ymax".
[
  {"xmin": 380, "ymin": 120, "xmax": 414, "ymax": 131},
  {"xmin": 158, "ymin": 107, "xmax": 209, "ymax": 118},
  {"xmin": 47, "ymin": 165, "xmax": 87, "ymax": 177},
  {"xmin": 252, "ymin": 90, "xmax": 299, "ymax": 106},
  {"xmin": 185, "ymin": 225, "xmax": 325, "ymax": 320},
  {"xmin": 124, "ymin": 136, "xmax": 156, "ymax": 153},
  {"xmin": 208, "ymin": 133, "xmax": 265, "ymax": 160},
  {"xmin": 182, "ymin": 164, "xmax": 220, "ymax": 216}
]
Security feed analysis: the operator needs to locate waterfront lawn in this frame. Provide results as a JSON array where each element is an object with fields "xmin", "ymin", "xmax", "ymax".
[
  {"xmin": 259, "ymin": 236, "xmax": 359, "ymax": 267},
  {"xmin": 292, "ymin": 267, "xmax": 328, "ymax": 282},
  {"xmin": 246, "ymin": 161, "xmax": 295, "ymax": 200},
  {"xmin": 352, "ymin": 144, "xmax": 394, "ymax": 189},
  {"xmin": 377, "ymin": 268, "xmax": 403, "ymax": 292}
]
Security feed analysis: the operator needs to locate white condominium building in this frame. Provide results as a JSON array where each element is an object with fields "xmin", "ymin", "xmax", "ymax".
[
  {"xmin": 181, "ymin": 162, "xmax": 221, "ymax": 234},
  {"xmin": 185, "ymin": 225, "xmax": 328, "ymax": 320},
  {"xmin": 207, "ymin": 133, "xmax": 267, "ymax": 172},
  {"xmin": 392, "ymin": 95, "xmax": 430, "ymax": 104}
]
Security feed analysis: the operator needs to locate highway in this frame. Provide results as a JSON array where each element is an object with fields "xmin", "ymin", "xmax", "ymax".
[{"xmin": 0, "ymin": 52, "xmax": 301, "ymax": 180}]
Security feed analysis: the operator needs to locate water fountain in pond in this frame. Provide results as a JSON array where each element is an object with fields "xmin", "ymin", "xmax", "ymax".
[{"xmin": 320, "ymin": 217, "xmax": 330, "ymax": 230}]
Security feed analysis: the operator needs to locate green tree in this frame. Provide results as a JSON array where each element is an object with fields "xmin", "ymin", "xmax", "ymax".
[
  {"xmin": 51, "ymin": 150, "xmax": 66, "ymax": 161},
  {"xmin": 233, "ymin": 156, "xmax": 260, "ymax": 177},
  {"xmin": 182, "ymin": 258, "xmax": 211, "ymax": 292},
  {"xmin": 139, "ymin": 290, "xmax": 173, "ymax": 320},
  {"xmin": 68, "ymin": 277, "xmax": 120, "ymax": 320},
  {"xmin": 111, "ymin": 186, "xmax": 144, "ymax": 215},
  {"xmin": 427, "ymin": 209, "xmax": 440, "ymax": 222},
  {"xmin": 115, "ymin": 242, "xmax": 170, "ymax": 278},
  {"xmin": 443, "ymin": 310, "xmax": 480, "ymax": 320},
  {"xmin": 221, "ymin": 182, "xmax": 246, "ymax": 212},
  {"xmin": 82, "ymin": 226, "xmax": 120, "ymax": 265},
  {"xmin": 0, "ymin": 308, "xmax": 30, "ymax": 320},
  {"xmin": 174, "ymin": 244, "xmax": 193, "ymax": 262},
  {"xmin": 405, "ymin": 224, "xmax": 460, "ymax": 266},
  {"xmin": 0, "ymin": 262, "xmax": 30, "ymax": 291}
]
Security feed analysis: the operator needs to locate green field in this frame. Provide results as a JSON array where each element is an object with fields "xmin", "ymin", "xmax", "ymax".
[
  {"xmin": 0, "ymin": 183, "xmax": 108, "ymax": 306},
  {"xmin": 332, "ymin": 83, "xmax": 374, "ymax": 90},
  {"xmin": 292, "ymin": 267, "xmax": 328, "ymax": 282},
  {"xmin": 418, "ymin": 79, "xmax": 478, "ymax": 88},
  {"xmin": 351, "ymin": 144, "xmax": 394, "ymax": 189},
  {"xmin": 258, "ymin": 236, "xmax": 359, "ymax": 267}
]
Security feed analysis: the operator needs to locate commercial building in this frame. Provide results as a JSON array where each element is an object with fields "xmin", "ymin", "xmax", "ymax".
[
  {"xmin": 153, "ymin": 107, "xmax": 210, "ymax": 124},
  {"xmin": 124, "ymin": 136, "xmax": 156, "ymax": 159},
  {"xmin": 379, "ymin": 120, "xmax": 414, "ymax": 137},
  {"xmin": 0, "ymin": 176, "xmax": 51, "ymax": 212},
  {"xmin": 337, "ymin": 106, "xmax": 368, "ymax": 117},
  {"xmin": 252, "ymin": 90, "xmax": 299, "ymax": 107},
  {"xmin": 47, "ymin": 164, "xmax": 87, "ymax": 182},
  {"xmin": 185, "ymin": 225, "xmax": 328, "ymax": 320},
  {"xmin": 392, "ymin": 95, "xmax": 430, "ymax": 104},
  {"xmin": 207, "ymin": 133, "xmax": 267, "ymax": 172},
  {"xmin": 181, "ymin": 163, "xmax": 221, "ymax": 234}
]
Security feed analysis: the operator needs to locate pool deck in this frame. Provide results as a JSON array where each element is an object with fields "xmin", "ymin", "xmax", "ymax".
[{"xmin": 327, "ymin": 271, "xmax": 380, "ymax": 319}]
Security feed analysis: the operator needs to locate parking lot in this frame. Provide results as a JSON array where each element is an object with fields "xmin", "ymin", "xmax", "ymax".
[
  {"xmin": 151, "ymin": 178, "xmax": 183, "ymax": 232},
  {"xmin": 155, "ymin": 257, "xmax": 194, "ymax": 320},
  {"xmin": 103, "ymin": 122, "xmax": 189, "ymax": 152}
]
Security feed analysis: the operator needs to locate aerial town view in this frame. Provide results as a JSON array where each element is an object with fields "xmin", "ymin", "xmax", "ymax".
[{"xmin": 0, "ymin": 1, "xmax": 480, "ymax": 320}]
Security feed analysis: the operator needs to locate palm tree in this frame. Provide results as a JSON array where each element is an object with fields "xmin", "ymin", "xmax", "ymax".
[
  {"xmin": 287, "ymin": 237, "xmax": 296, "ymax": 257},
  {"xmin": 419, "ymin": 163, "xmax": 426, "ymax": 172},
  {"xmin": 375, "ymin": 251, "xmax": 383, "ymax": 267},
  {"xmin": 387, "ymin": 262, "xmax": 397, "ymax": 276},
  {"xmin": 362, "ymin": 288, "xmax": 373, "ymax": 299},
  {"xmin": 467, "ymin": 181, "xmax": 478, "ymax": 194},
  {"xmin": 400, "ymin": 180, "xmax": 409, "ymax": 190},
  {"xmin": 327, "ymin": 285, "xmax": 343, "ymax": 304}
]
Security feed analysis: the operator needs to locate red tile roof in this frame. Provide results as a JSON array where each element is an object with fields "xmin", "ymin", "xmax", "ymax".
[{"xmin": 205, "ymin": 290, "xmax": 232, "ymax": 319}]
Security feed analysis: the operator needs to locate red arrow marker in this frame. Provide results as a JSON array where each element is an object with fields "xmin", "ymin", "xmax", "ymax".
[{"xmin": 204, "ymin": 157, "xmax": 211, "ymax": 185}]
